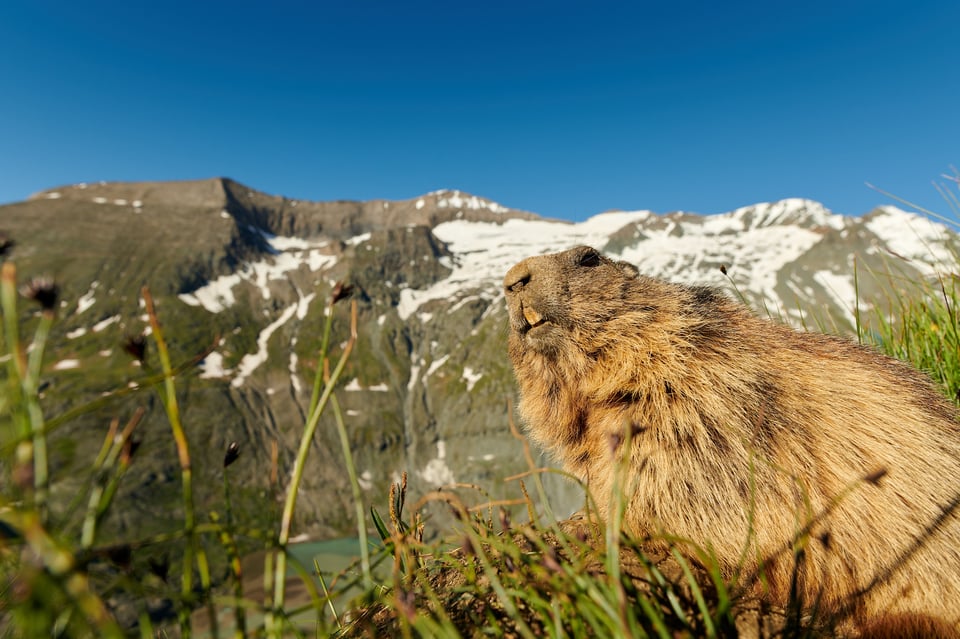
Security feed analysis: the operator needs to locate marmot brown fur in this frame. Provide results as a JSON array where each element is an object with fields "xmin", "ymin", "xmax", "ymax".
[{"xmin": 504, "ymin": 245, "xmax": 960, "ymax": 631}]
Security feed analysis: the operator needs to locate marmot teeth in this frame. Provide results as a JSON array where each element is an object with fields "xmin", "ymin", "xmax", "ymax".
[{"xmin": 522, "ymin": 306, "xmax": 543, "ymax": 327}]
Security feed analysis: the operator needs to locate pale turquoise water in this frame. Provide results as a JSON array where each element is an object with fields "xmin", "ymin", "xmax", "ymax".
[
  {"xmin": 192, "ymin": 536, "xmax": 383, "ymax": 636},
  {"xmin": 290, "ymin": 536, "xmax": 367, "ymax": 575}
]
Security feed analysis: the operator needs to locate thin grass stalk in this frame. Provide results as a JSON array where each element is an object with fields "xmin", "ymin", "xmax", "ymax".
[
  {"xmin": 867, "ymin": 182, "xmax": 960, "ymax": 229},
  {"xmin": 0, "ymin": 263, "xmax": 31, "ymax": 492},
  {"xmin": 604, "ymin": 425, "xmax": 635, "ymax": 638},
  {"xmin": 853, "ymin": 257, "xmax": 863, "ymax": 344},
  {"xmin": 141, "ymin": 286, "xmax": 211, "ymax": 637},
  {"xmin": 219, "ymin": 464, "xmax": 247, "ymax": 639},
  {"xmin": 671, "ymin": 548, "xmax": 716, "ymax": 636},
  {"xmin": 137, "ymin": 611, "xmax": 154, "ymax": 639},
  {"xmin": 81, "ymin": 409, "xmax": 143, "ymax": 547},
  {"xmin": 267, "ymin": 299, "xmax": 357, "ymax": 635},
  {"xmin": 506, "ymin": 404, "xmax": 556, "ymax": 525},
  {"xmin": 1, "ymin": 262, "xmax": 25, "ymax": 381},
  {"xmin": 60, "ymin": 417, "xmax": 121, "ymax": 533},
  {"xmin": 329, "ymin": 390, "xmax": 373, "ymax": 590},
  {"xmin": 315, "ymin": 564, "xmax": 341, "ymax": 629},
  {"xmin": 307, "ymin": 299, "xmax": 337, "ymax": 418},
  {"xmin": 20, "ymin": 308, "xmax": 54, "ymax": 520}
]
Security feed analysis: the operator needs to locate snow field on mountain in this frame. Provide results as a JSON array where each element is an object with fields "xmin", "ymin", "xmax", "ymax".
[
  {"xmin": 866, "ymin": 206, "xmax": 956, "ymax": 271},
  {"xmin": 399, "ymin": 201, "xmax": 837, "ymax": 320},
  {"xmin": 179, "ymin": 233, "xmax": 336, "ymax": 313},
  {"xmin": 399, "ymin": 200, "xmax": 953, "ymax": 324}
]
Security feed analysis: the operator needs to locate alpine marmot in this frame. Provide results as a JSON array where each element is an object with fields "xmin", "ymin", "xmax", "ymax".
[{"xmin": 504, "ymin": 245, "xmax": 960, "ymax": 630}]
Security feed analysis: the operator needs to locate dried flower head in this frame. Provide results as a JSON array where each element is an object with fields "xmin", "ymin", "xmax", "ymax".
[
  {"xmin": 223, "ymin": 441, "xmax": 240, "ymax": 468},
  {"xmin": 20, "ymin": 277, "xmax": 58, "ymax": 311},
  {"xmin": 106, "ymin": 544, "xmax": 133, "ymax": 571},
  {"xmin": 331, "ymin": 281, "xmax": 354, "ymax": 304},
  {"xmin": 122, "ymin": 334, "xmax": 147, "ymax": 363},
  {"xmin": 148, "ymin": 555, "xmax": 170, "ymax": 581},
  {"xmin": 719, "ymin": 264, "xmax": 728, "ymax": 275},
  {"xmin": 121, "ymin": 439, "xmax": 141, "ymax": 466},
  {"xmin": 0, "ymin": 233, "xmax": 14, "ymax": 259}
]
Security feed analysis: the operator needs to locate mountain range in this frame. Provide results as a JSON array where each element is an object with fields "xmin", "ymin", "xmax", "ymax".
[{"xmin": 1, "ymin": 177, "xmax": 955, "ymax": 544}]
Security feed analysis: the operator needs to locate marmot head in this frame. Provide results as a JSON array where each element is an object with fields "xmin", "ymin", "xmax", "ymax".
[{"xmin": 503, "ymin": 245, "xmax": 641, "ymax": 357}]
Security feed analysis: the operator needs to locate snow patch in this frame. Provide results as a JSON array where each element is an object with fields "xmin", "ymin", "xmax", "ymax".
[
  {"xmin": 53, "ymin": 359, "xmax": 81, "ymax": 370},
  {"xmin": 66, "ymin": 327, "xmax": 87, "ymax": 339},
  {"xmin": 866, "ymin": 206, "xmax": 955, "ymax": 272},
  {"xmin": 434, "ymin": 190, "xmax": 510, "ymax": 214},
  {"xmin": 91, "ymin": 315, "xmax": 120, "ymax": 333},
  {"xmin": 347, "ymin": 233, "xmax": 372, "ymax": 246},
  {"xmin": 462, "ymin": 366, "xmax": 482, "ymax": 391},
  {"xmin": 425, "ymin": 354, "xmax": 449, "ymax": 378},
  {"xmin": 231, "ymin": 302, "xmax": 299, "ymax": 387},
  {"xmin": 200, "ymin": 352, "xmax": 232, "ymax": 379},
  {"xmin": 178, "ymin": 235, "xmax": 336, "ymax": 313},
  {"xmin": 345, "ymin": 379, "xmax": 390, "ymax": 392},
  {"xmin": 419, "ymin": 440, "xmax": 455, "ymax": 487},
  {"xmin": 407, "ymin": 359, "xmax": 422, "ymax": 392},
  {"xmin": 358, "ymin": 470, "xmax": 374, "ymax": 491},
  {"xmin": 289, "ymin": 344, "xmax": 302, "ymax": 394},
  {"xmin": 76, "ymin": 282, "xmax": 99, "ymax": 314}
]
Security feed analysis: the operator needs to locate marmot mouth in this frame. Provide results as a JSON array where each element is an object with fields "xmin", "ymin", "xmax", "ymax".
[{"xmin": 522, "ymin": 306, "xmax": 546, "ymax": 329}]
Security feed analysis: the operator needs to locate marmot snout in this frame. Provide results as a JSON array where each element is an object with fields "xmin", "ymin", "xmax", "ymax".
[{"xmin": 505, "ymin": 245, "xmax": 960, "ymax": 629}]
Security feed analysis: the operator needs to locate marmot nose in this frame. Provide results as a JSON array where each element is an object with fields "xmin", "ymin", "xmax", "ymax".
[{"xmin": 504, "ymin": 262, "xmax": 531, "ymax": 293}]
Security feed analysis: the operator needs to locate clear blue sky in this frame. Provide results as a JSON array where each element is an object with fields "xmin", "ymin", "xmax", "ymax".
[{"xmin": 1, "ymin": 1, "xmax": 958, "ymax": 221}]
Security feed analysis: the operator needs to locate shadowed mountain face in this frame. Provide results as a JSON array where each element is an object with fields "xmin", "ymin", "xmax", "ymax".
[{"xmin": 1, "ymin": 177, "xmax": 954, "ymax": 543}]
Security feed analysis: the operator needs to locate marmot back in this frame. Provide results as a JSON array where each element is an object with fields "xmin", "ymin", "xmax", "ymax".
[{"xmin": 504, "ymin": 245, "xmax": 960, "ymax": 630}]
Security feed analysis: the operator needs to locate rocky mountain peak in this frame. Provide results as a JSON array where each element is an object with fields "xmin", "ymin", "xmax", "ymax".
[{"xmin": 2, "ymin": 179, "xmax": 955, "ymax": 544}]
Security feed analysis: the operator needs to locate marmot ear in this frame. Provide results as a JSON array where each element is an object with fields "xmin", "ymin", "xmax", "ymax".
[{"xmin": 617, "ymin": 261, "xmax": 639, "ymax": 279}]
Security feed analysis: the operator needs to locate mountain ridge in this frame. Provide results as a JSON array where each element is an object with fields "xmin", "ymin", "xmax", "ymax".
[{"xmin": 3, "ymin": 177, "xmax": 956, "ymax": 549}]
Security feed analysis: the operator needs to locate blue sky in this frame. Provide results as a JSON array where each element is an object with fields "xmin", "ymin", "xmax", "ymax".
[{"xmin": 1, "ymin": 1, "xmax": 958, "ymax": 221}]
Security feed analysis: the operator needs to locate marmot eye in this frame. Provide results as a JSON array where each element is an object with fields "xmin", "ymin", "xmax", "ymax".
[{"xmin": 577, "ymin": 249, "xmax": 601, "ymax": 267}]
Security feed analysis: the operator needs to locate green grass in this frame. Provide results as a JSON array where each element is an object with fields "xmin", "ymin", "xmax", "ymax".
[{"xmin": 856, "ymin": 261, "xmax": 960, "ymax": 401}]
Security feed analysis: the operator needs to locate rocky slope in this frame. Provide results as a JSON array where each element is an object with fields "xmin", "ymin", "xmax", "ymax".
[{"xmin": 2, "ymin": 178, "xmax": 955, "ymax": 545}]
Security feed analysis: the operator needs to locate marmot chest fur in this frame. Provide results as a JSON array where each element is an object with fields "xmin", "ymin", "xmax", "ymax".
[{"xmin": 504, "ymin": 245, "xmax": 960, "ymax": 626}]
